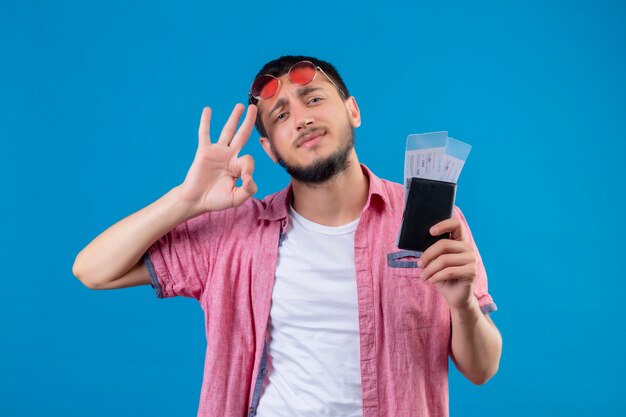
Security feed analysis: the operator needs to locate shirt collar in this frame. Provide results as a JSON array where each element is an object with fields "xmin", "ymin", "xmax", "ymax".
[{"xmin": 258, "ymin": 163, "xmax": 390, "ymax": 221}]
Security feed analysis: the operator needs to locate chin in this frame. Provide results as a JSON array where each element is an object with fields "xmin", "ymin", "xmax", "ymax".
[{"xmin": 281, "ymin": 141, "xmax": 354, "ymax": 184}]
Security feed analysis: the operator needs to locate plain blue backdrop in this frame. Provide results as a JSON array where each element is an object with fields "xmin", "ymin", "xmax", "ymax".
[{"xmin": 1, "ymin": 0, "xmax": 625, "ymax": 415}]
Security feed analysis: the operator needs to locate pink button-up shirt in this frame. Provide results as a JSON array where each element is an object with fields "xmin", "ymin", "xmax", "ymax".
[{"xmin": 145, "ymin": 165, "xmax": 496, "ymax": 417}]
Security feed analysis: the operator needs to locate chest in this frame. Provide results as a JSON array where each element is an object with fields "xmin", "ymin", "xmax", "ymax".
[{"xmin": 273, "ymin": 225, "xmax": 359, "ymax": 332}]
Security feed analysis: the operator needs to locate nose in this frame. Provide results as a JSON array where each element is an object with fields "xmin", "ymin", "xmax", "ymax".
[
  {"xmin": 297, "ymin": 118, "xmax": 314, "ymax": 131},
  {"xmin": 292, "ymin": 102, "xmax": 314, "ymax": 131}
]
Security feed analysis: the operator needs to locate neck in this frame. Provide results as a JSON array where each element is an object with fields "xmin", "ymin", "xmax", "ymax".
[{"xmin": 290, "ymin": 152, "xmax": 369, "ymax": 227}]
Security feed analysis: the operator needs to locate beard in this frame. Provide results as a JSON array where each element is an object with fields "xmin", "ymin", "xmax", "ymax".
[{"xmin": 272, "ymin": 126, "xmax": 355, "ymax": 184}]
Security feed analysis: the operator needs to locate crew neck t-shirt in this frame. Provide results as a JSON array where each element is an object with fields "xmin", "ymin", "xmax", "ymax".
[{"xmin": 256, "ymin": 206, "xmax": 363, "ymax": 416}]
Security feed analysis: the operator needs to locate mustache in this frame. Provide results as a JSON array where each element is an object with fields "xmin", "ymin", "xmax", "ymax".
[{"xmin": 295, "ymin": 127, "xmax": 326, "ymax": 147}]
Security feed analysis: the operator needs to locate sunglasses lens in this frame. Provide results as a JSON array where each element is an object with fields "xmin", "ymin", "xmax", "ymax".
[
  {"xmin": 251, "ymin": 75, "xmax": 278, "ymax": 99},
  {"xmin": 289, "ymin": 61, "xmax": 316, "ymax": 85}
]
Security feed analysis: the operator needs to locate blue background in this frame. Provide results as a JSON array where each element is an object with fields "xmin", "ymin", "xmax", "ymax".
[{"xmin": 1, "ymin": 0, "xmax": 624, "ymax": 415}]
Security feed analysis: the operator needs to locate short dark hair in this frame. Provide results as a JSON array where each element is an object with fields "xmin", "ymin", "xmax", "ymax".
[{"xmin": 248, "ymin": 55, "xmax": 350, "ymax": 138}]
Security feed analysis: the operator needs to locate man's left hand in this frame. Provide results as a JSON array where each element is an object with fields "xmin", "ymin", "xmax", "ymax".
[{"xmin": 417, "ymin": 217, "xmax": 477, "ymax": 311}]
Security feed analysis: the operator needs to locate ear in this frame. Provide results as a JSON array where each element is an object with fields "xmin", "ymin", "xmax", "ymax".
[
  {"xmin": 259, "ymin": 136, "xmax": 278, "ymax": 163},
  {"xmin": 344, "ymin": 96, "xmax": 361, "ymax": 128}
]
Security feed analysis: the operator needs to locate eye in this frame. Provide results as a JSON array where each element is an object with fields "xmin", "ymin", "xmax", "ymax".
[
  {"xmin": 274, "ymin": 111, "xmax": 288, "ymax": 123},
  {"xmin": 307, "ymin": 97, "xmax": 323, "ymax": 105}
]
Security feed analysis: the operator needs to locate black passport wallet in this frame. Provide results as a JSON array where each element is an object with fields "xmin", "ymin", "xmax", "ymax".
[{"xmin": 397, "ymin": 177, "xmax": 457, "ymax": 252}]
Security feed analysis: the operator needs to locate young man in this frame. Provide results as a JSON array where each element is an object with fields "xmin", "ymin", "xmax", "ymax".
[{"xmin": 73, "ymin": 55, "xmax": 502, "ymax": 417}]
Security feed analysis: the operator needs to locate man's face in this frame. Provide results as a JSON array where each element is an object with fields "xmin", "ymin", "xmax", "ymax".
[{"xmin": 257, "ymin": 71, "xmax": 361, "ymax": 184}]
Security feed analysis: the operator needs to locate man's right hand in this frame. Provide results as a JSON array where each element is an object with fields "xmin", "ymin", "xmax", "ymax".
[
  {"xmin": 179, "ymin": 103, "xmax": 259, "ymax": 215},
  {"xmin": 73, "ymin": 104, "xmax": 260, "ymax": 290}
]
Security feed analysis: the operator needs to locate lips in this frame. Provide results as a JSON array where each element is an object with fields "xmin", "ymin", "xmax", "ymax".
[{"xmin": 297, "ymin": 130, "xmax": 325, "ymax": 147}]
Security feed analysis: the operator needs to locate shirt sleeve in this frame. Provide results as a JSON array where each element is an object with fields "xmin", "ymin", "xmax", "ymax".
[
  {"xmin": 143, "ymin": 211, "xmax": 215, "ymax": 300},
  {"xmin": 453, "ymin": 206, "xmax": 497, "ymax": 314}
]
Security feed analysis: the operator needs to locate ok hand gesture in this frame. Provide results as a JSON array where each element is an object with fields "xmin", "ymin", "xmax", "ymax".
[{"xmin": 180, "ymin": 104, "xmax": 258, "ymax": 215}]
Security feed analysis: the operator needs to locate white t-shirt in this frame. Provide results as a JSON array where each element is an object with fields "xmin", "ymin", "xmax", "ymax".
[{"xmin": 256, "ymin": 206, "xmax": 363, "ymax": 417}]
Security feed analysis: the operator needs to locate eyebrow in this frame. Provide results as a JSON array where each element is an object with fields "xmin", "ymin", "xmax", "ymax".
[{"xmin": 268, "ymin": 86, "xmax": 324, "ymax": 118}]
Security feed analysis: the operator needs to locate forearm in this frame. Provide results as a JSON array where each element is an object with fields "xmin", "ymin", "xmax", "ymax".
[
  {"xmin": 450, "ymin": 297, "xmax": 502, "ymax": 385},
  {"xmin": 73, "ymin": 185, "xmax": 197, "ymax": 287}
]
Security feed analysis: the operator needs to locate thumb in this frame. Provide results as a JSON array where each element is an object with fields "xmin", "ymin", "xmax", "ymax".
[
  {"xmin": 243, "ymin": 173, "xmax": 258, "ymax": 196},
  {"xmin": 232, "ymin": 173, "xmax": 257, "ymax": 207}
]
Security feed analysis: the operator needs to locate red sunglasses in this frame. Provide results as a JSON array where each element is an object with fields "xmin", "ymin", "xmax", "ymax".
[{"xmin": 249, "ymin": 60, "xmax": 345, "ymax": 102}]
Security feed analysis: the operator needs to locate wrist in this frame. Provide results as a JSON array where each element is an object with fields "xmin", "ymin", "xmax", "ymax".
[
  {"xmin": 450, "ymin": 296, "xmax": 482, "ymax": 324},
  {"xmin": 169, "ymin": 185, "xmax": 205, "ymax": 221}
]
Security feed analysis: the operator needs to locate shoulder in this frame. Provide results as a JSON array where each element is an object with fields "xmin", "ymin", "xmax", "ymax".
[
  {"xmin": 374, "ymin": 176, "xmax": 467, "ymax": 221},
  {"xmin": 380, "ymin": 178, "xmax": 404, "ymax": 199},
  {"xmin": 376, "ymin": 178, "xmax": 405, "ymax": 215}
]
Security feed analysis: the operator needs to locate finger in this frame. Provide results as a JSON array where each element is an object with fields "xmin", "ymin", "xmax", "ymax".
[
  {"xmin": 232, "ymin": 173, "xmax": 257, "ymax": 207},
  {"xmin": 217, "ymin": 103, "xmax": 245, "ymax": 145},
  {"xmin": 427, "ymin": 264, "xmax": 475, "ymax": 284},
  {"xmin": 431, "ymin": 218, "xmax": 467, "ymax": 242},
  {"xmin": 242, "ymin": 172, "xmax": 258, "ymax": 196},
  {"xmin": 229, "ymin": 105, "xmax": 258, "ymax": 151},
  {"xmin": 232, "ymin": 155, "xmax": 257, "ymax": 206},
  {"xmin": 420, "ymin": 252, "xmax": 474, "ymax": 281},
  {"xmin": 198, "ymin": 107, "xmax": 212, "ymax": 146},
  {"xmin": 418, "ymin": 239, "xmax": 469, "ymax": 268},
  {"xmin": 429, "ymin": 218, "xmax": 461, "ymax": 237},
  {"xmin": 232, "ymin": 154, "xmax": 255, "ymax": 179}
]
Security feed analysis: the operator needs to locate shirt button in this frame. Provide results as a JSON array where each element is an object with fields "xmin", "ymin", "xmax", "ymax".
[
  {"xmin": 262, "ymin": 368, "xmax": 268, "ymax": 376},
  {"xmin": 249, "ymin": 406, "xmax": 256, "ymax": 415}
]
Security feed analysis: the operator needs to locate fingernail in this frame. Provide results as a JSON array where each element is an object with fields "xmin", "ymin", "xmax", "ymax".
[
  {"xmin": 417, "ymin": 259, "xmax": 423, "ymax": 268},
  {"xmin": 430, "ymin": 226, "xmax": 438, "ymax": 235}
]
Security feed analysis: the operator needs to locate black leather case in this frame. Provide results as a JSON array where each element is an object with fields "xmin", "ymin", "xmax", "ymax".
[{"xmin": 397, "ymin": 177, "xmax": 457, "ymax": 252}]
